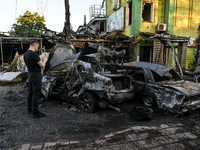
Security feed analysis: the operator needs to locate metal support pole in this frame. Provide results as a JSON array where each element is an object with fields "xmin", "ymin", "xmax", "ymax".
[
  {"xmin": 0, "ymin": 39, "xmax": 4, "ymax": 71},
  {"xmin": 65, "ymin": 0, "xmax": 71, "ymax": 42},
  {"xmin": 167, "ymin": 41, "xmax": 183, "ymax": 76}
]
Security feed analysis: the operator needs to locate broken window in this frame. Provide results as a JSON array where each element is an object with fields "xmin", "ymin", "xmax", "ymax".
[
  {"xmin": 142, "ymin": 2, "xmax": 153, "ymax": 22},
  {"xmin": 126, "ymin": 0, "xmax": 132, "ymax": 26},
  {"xmin": 100, "ymin": 21, "xmax": 105, "ymax": 33}
]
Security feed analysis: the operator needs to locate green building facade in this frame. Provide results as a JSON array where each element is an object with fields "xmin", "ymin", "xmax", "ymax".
[{"xmin": 106, "ymin": 0, "xmax": 200, "ymax": 71}]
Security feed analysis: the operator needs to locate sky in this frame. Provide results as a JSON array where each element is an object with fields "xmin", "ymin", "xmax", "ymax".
[{"xmin": 0, "ymin": 0, "xmax": 103, "ymax": 33}]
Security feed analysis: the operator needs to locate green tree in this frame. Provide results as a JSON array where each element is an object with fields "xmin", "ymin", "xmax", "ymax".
[{"xmin": 10, "ymin": 11, "xmax": 46, "ymax": 37}]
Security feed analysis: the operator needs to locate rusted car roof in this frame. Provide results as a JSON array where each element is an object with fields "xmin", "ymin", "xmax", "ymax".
[{"xmin": 123, "ymin": 62, "xmax": 172, "ymax": 77}]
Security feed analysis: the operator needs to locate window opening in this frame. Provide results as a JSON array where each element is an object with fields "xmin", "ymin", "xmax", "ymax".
[
  {"xmin": 100, "ymin": 21, "xmax": 105, "ymax": 33},
  {"xmin": 127, "ymin": 1, "xmax": 132, "ymax": 26},
  {"xmin": 142, "ymin": 2, "xmax": 153, "ymax": 22},
  {"xmin": 139, "ymin": 46, "xmax": 153, "ymax": 63}
]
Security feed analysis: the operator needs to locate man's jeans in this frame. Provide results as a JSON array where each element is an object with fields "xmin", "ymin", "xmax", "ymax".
[{"xmin": 28, "ymin": 72, "xmax": 41, "ymax": 114}]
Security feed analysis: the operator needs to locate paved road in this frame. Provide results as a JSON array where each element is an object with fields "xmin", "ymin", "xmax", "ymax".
[
  {"xmin": 1, "ymin": 84, "xmax": 200, "ymax": 150},
  {"xmin": 5, "ymin": 121, "xmax": 200, "ymax": 150}
]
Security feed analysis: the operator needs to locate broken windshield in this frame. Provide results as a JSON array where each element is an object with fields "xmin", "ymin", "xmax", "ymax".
[{"xmin": 152, "ymin": 69, "xmax": 182, "ymax": 82}]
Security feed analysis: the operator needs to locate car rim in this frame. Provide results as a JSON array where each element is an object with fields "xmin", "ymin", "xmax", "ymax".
[
  {"xmin": 196, "ymin": 75, "xmax": 200, "ymax": 83},
  {"xmin": 143, "ymin": 97, "xmax": 154, "ymax": 107},
  {"xmin": 80, "ymin": 95, "xmax": 92, "ymax": 111}
]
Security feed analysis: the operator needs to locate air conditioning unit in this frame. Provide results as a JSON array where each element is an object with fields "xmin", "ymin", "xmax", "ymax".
[{"xmin": 156, "ymin": 23, "xmax": 167, "ymax": 32}]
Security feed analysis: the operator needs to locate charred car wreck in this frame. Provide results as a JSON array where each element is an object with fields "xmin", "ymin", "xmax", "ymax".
[
  {"xmin": 41, "ymin": 42, "xmax": 200, "ymax": 114},
  {"xmin": 123, "ymin": 62, "xmax": 200, "ymax": 114},
  {"xmin": 41, "ymin": 42, "xmax": 134, "ymax": 113}
]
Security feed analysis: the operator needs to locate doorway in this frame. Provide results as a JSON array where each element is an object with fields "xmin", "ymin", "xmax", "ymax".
[{"xmin": 139, "ymin": 46, "xmax": 153, "ymax": 63}]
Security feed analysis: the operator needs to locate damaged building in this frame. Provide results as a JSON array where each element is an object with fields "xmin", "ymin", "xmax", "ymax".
[
  {"xmin": 0, "ymin": 31, "xmax": 75, "ymax": 84},
  {"xmin": 105, "ymin": 0, "xmax": 199, "ymax": 73},
  {"xmin": 76, "ymin": 4, "xmax": 106, "ymax": 35}
]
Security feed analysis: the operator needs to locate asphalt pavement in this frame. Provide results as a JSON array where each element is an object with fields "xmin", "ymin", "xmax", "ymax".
[{"xmin": 5, "ymin": 121, "xmax": 200, "ymax": 150}]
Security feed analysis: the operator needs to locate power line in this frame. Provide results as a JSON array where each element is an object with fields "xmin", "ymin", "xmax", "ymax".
[{"xmin": 43, "ymin": 0, "xmax": 48, "ymax": 14}]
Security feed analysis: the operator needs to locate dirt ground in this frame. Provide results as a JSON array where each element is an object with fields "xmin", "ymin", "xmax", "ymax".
[{"xmin": 0, "ymin": 83, "xmax": 200, "ymax": 149}]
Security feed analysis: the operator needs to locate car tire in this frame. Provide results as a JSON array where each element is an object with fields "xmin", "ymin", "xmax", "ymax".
[
  {"xmin": 196, "ymin": 75, "xmax": 200, "ymax": 83},
  {"xmin": 142, "ymin": 95, "xmax": 155, "ymax": 107},
  {"xmin": 78, "ymin": 92, "xmax": 98, "ymax": 113},
  {"xmin": 130, "ymin": 106, "xmax": 153, "ymax": 121}
]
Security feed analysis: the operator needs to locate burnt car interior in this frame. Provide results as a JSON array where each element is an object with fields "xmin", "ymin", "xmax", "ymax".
[
  {"xmin": 43, "ymin": 42, "xmax": 133, "ymax": 100},
  {"xmin": 152, "ymin": 69, "xmax": 182, "ymax": 82},
  {"xmin": 125, "ymin": 67, "xmax": 146, "ymax": 82}
]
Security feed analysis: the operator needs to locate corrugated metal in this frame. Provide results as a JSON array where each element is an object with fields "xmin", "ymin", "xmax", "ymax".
[
  {"xmin": 153, "ymin": 40, "xmax": 163, "ymax": 65},
  {"xmin": 181, "ymin": 42, "xmax": 188, "ymax": 71}
]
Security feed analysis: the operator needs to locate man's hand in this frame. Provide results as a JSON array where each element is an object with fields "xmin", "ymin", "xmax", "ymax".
[
  {"xmin": 38, "ymin": 56, "xmax": 48, "ymax": 68},
  {"xmin": 41, "ymin": 56, "xmax": 48, "ymax": 63}
]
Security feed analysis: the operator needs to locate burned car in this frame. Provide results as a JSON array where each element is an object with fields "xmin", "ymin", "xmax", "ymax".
[
  {"xmin": 41, "ymin": 42, "xmax": 200, "ymax": 114},
  {"xmin": 41, "ymin": 43, "xmax": 134, "ymax": 113},
  {"xmin": 123, "ymin": 62, "xmax": 200, "ymax": 114}
]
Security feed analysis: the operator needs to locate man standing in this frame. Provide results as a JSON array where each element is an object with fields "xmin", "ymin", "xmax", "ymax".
[{"xmin": 24, "ymin": 40, "xmax": 48, "ymax": 118}]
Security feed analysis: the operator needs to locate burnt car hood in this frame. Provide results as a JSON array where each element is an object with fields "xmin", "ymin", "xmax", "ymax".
[
  {"xmin": 123, "ymin": 62, "xmax": 172, "ymax": 77},
  {"xmin": 161, "ymin": 80, "xmax": 200, "ymax": 97}
]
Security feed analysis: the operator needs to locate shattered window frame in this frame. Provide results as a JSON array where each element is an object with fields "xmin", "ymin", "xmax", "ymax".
[
  {"xmin": 142, "ymin": 2, "xmax": 153, "ymax": 22},
  {"xmin": 151, "ymin": 69, "xmax": 182, "ymax": 83},
  {"xmin": 126, "ymin": 0, "xmax": 132, "ymax": 27}
]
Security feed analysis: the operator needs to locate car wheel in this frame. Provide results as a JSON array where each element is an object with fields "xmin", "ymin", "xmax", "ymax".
[
  {"xmin": 78, "ymin": 92, "xmax": 98, "ymax": 113},
  {"xmin": 196, "ymin": 75, "xmax": 200, "ymax": 83},
  {"xmin": 142, "ymin": 96, "xmax": 154, "ymax": 107},
  {"xmin": 130, "ymin": 106, "xmax": 153, "ymax": 121}
]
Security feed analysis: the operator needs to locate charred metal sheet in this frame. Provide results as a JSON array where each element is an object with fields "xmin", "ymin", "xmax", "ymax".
[
  {"xmin": 123, "ymin": 62, "xmax": 173, "ymax": 77},
  {"xmin": 44, "ymin": 42, "xmax": 75, "ymax": 73},
  {"xmin": 0, "ymin": 72, "xmax": 22, "ymax": 82},
  {"xmin": 182, "ymin": 96, "xmax": 200, "ymax": 113},
  {"xmin": 41, "ymin": 76, "xmax": 57, "ymax": 98},
  {"xmin": 76, "ymin": 24, "xmax": 99, "ymax": 35},
  {"xmin": 153, "ymin": 86, "xmax": 185, "ymax": 113},
  {"xmin": 162, "ymin": 80, "xmax": 200, "ymax": 97}
]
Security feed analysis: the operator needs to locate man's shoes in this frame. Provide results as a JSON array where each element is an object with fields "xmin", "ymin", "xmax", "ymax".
[{"xmin": 32, "ymin": 112, "xmax": 46, "ymax": 118}]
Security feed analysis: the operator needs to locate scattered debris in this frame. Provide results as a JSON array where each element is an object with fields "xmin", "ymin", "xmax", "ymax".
[
  {"xmin": 76, "ymin": 24, "xmax": 100, "ymax": 35},
  {"xmin": 130, "ymin": 106, "xmax": 153, "ymax": 121},
  {"xmin": 0, "ymin": 106, "xmax": 5, "ymax": 118}
]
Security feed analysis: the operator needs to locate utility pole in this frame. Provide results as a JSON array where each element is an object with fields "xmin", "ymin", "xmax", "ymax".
[{"xmin": 65, "ymin": 0, "xmax": 71, "ymax": 42}]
